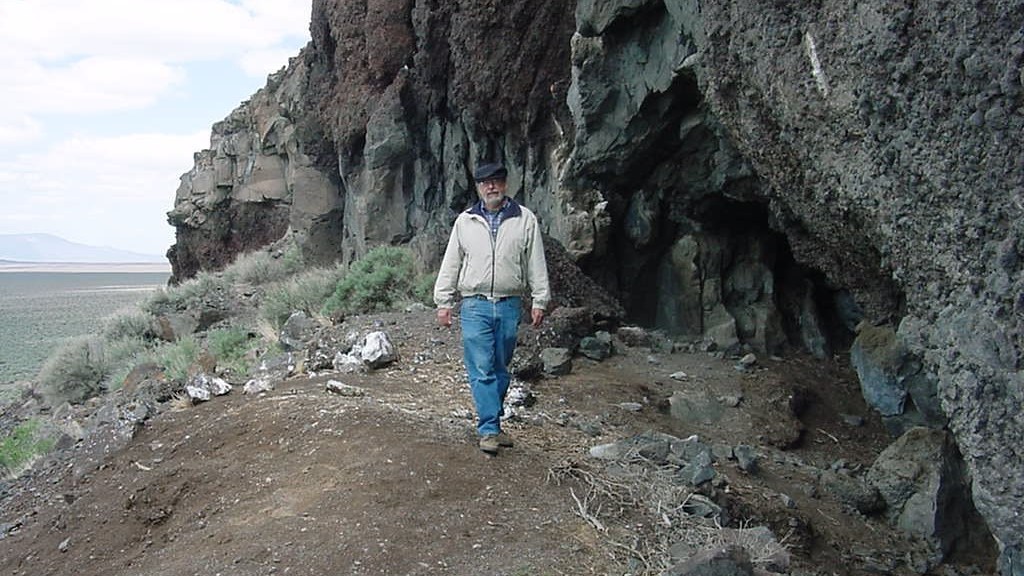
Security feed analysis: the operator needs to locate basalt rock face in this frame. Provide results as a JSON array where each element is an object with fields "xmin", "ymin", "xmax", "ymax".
[
  {"xmin": 167, "ymin": 0, "xmax": 1023, "ymax": 566},
  {"xmin": 670, "ymin": 1, "xmax": 1023, "ymax": 568},
  {"xmin": 167, "ymin": 54, "xmax": 344, "ymax": 281}
]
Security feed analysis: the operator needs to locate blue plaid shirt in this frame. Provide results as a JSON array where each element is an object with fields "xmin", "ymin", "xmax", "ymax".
[{"xmin": 481, "ymin": 199, "xmax": 510, "ymax": 238}]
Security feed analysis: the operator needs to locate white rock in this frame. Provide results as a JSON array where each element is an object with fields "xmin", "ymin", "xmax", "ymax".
[
  {"xmin": 325, "ymin": 379, "xmax": 366, "ymax": 397},
  {"xmin": 208, "ymin": 377, "xmax": 232, "ymax": 396},
  {"xmin": 185, "ymin": 385, "xmax": 210, "ymax": 402},
  {"xmin": 589, "ymin": 442, "xmax": 628, "ymax": 460},
  {"xmin": 360, "ymin": 331, "xmax": 397, "ymax": 368},
  {"xmin": 243, "ymin": 378, "xmax": 274, "ymax": 394},
  {"xmin": 333, "ymin": 352, "xmax": 364, "ymax": 373}
]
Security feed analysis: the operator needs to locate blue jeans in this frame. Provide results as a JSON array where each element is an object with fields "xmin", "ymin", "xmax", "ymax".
[{"xmin": 460, "ymin": 296, "xmax": 522, "ymax": 436}]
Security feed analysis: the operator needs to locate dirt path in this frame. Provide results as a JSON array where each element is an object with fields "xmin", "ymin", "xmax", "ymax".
[
  {"xmin": 1, "ymin": 380, "xmax": 623, "ymax": 575},
  {"xmin": 0, "ymin": 309, "xmax": 969, "ymax": 575}
]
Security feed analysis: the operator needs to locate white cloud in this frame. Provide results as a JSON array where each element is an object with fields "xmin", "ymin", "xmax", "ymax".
[
  {"xmin": 0, "ymin": 0, "xmax": 310, "ymax": 63},
  {"xmin": 0, "ymin": 115, "xmax": 42, "ymax": 146},
  {"xmin": 0, "ymin": 57, "xmax": 186, "ymax": 115},
  {"xmin": 0, "ymin": 0, "xmax": 311, "ymax": 142},
  {"xmin": 0, "ymin": 0, "xmax": 311, "ymax": 253},
  {"xmin": 0, "ymin": 131, "xmax": 210, "ymax": 254},
  {"xmin": 237, "ymin": 0, "xmax": 314, "ymax": 42}
]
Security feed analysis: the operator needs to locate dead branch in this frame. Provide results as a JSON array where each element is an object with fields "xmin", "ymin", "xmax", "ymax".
[{"xmin": 570, "ymin": 487, "xmax": 606, "ymax": 532}]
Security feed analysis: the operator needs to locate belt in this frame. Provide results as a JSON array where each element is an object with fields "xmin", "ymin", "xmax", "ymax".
[{"xmin": 466, "ymin": 294, "xmax": 518, "ymax": 303}]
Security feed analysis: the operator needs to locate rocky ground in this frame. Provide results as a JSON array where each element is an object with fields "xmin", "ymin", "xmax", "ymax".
[{"xmin": 0, "ymin": 308, "xmax": 997, "ymax": 576}]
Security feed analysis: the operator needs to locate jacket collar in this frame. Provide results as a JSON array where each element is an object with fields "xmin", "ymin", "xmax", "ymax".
[{"xmin": 467, "ymin": 197, "xmax": 522, "ymax": 219}]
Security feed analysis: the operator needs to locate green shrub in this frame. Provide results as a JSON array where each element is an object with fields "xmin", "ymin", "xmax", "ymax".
[
  {"xmin": 143, "ymin": 289, "xmax": 170, "ymax": 312},
  {"xmin": 207, "ymin": 328, "xmax": 254, "ymax": 377},
  {"xmin": 322, "ymin": 246, "xmax": 418, "ymax": 315},
  {"xmin": 100, "ymin": 336, "xmax": 153, "ymax": 391},
  {"xmin": 413, "ymin": 272, "xmax": 438, "ymax": 306},
  {"xmin": 260, "ymin": 265, "xmax": 346, "ymax": 328},
  {"xmin": 224, "ymin": 241, "xmax": 305, "ymax": 285},
  {"xmin": 103, "ymin": 308, "xmax": 157, "ymax": 341},
  {"xmin": 224, "ymin": 250, "xmax": 277, "ymax": 284},
  {"xmin": 0, "ymin": 419, "xmax": 56, "ymax": 477},
  {"xmin": 179, "ymin": 272, "xmax": 223, "ymax": 301},
  {"xmin": 103, "ymin": 364, "xmax": 136, "ymax": 393},
  {"xmin": 36, "ymin": 336, "xmax": 111, "ymax": 405},
  {"xmin": 157, "ymin": 336, "xmax": 199, "ymax": 383},
  {"xmin": 103, "ymin": 336, "xmax": 150, "ymax": 363},
  {"xmin": 143, "ymin": 271, "xmax": 224, "ymax": 314}
]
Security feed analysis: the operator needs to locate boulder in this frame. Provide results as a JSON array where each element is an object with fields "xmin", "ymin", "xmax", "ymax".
[
  {"xmin": 677, "ymin": 450, "xmax": 716, "ymax": 486},
  {"xmin": 866, "ymin": 427, "xmax": 976, "ymax": 559},
  {"xmin": 818, "ymin": 470, "xmax": 885, "ymax": 515},
  {"xmin": 280, "ymin": 311, "xmax": 318, "ymax": 351},
  {"xmin": 578, "ymin": 331, "xmax": 613, "ymax": 360},
  {"xmin": 733, "ymin": 445, "xmax": 758, "ymax": 474},
  {"xmin": 668, "ymin": 390, "xmax": 724, "ymax": 425},
  {"xmin": 184, "ymin": 385, "xmax": 210, "ymax": 403},
  {"xmin": 243, "ymin": 378, "xmax": 275, "ymax": 395},
  {"xmin": 358, "ymin": 331, "xmax": 397, "ymax": 369},
  {"xmin": 541, "ymin": 347, "xmax": 573, "ymax": 375},
  {"xmin": 850, "ymin": 323, "xmax": 946, "ymax": 436},
  {"xmin": 188, "ymin": 373, "xmax": 232, "ymax": 397},
  {"xmin": 849, "ymin": 323, "xmax": 909, "ymax": 417}
]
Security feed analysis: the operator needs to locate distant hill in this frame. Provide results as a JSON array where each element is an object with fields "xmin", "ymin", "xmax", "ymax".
[{"xmin": 0, "ymin": 233, "xmax": 166, "ymax": 263}]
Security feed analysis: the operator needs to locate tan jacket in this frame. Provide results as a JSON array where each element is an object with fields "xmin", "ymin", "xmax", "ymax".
[{"xmin": 433, "ymin": 199, "xmax": 551, "ymax": 310}]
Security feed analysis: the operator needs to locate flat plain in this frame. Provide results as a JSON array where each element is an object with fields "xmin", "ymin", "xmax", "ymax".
[{"xmin": 0, "ymin": 264, "xmax": 169, "ymax": 383}]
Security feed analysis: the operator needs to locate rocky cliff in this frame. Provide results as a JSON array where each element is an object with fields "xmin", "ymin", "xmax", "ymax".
[{"xmin": 167, "ymin": 0, "xmax": 1024, "ymax": 570}]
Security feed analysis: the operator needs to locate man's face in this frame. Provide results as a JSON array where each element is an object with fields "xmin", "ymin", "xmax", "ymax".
[{"xmin": 476, "ymin": 178, "xmax": 507, "ymax": 210}]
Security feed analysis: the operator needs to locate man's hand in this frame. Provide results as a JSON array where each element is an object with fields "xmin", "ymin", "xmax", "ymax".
[
  {"xmin": 437, "ymin": 307, "xmax": 453, "ymax": 327},
  {"xmin": 530, "ymin": 308, "xmax": 545, "ymax": 328}
]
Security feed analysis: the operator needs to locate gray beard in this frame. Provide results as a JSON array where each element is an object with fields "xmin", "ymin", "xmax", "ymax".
[{"xmin": 483, "ymin": 197, "xmax": 505, "ymax": 212}]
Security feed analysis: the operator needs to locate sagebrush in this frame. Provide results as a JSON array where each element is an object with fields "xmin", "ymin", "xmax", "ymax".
[
  {"xmin": 224, "ymin": 240, "xmax": 305, "ymax": 285},
  {"xmin": 158, "ymin": 336, "xmax": 199, "ymax": 383},
  {"xmin": 36, "ymin": 336, "xmax": 112, "ymax": 405},
  {"xmin": 143, "ymin": 271, "xmax": 226, "ymax": 314},
  {"xmin": 260, "ymin": 265, "xmax": 347, "ymax": 328},
  {"xmin": 102, "ymin": 308, "xmax": 158, "ymax": 342},
  {"xmin": 322, "ymin": 246, "xmax": 424, "ymax": 316}
]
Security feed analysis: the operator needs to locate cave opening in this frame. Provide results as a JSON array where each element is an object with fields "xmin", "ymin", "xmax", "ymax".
[{"xmin": 606, "ymin": 193, "xmax": 860, "ymax": 358}]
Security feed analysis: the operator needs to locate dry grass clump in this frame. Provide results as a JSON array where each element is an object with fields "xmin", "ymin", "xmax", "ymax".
[
  {"xmin": 223, "ymin": 239, "xmax": 305, "ymax": 285},
  {"xmin": 548, "ymin": 458, "xmax": 789, "ymax": 574},
  {"xmin": 168, "ymin": 392, "xmax": 193, "ymax": 412}
]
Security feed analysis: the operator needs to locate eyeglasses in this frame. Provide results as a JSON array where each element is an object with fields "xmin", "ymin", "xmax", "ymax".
[{"xmin": 477, "ymin": 179, "xmax": 506, "ymax": 187}]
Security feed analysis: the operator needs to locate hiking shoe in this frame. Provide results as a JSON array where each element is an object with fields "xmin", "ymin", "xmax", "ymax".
[
  {"xmin": 479, "ymin": 434, "xmax": 500, "ymax": 455},
  {"xmin": 496, "ymin": 431, "xmax": 514, "ymax": 447}
]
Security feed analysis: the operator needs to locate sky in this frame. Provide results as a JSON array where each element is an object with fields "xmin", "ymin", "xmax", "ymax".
[{"xmin": 0, "ymin": 0, "xmax": 312, "ymax": 256}]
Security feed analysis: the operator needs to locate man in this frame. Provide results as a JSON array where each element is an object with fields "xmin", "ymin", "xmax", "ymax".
[{"xmin": 434, "ymin": 161, "xmax": 551, "ymax": 455}]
